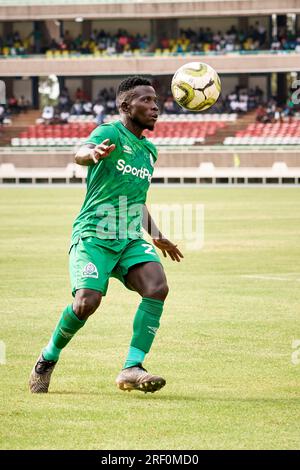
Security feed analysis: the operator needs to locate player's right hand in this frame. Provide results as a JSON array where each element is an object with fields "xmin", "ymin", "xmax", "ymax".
[{"xmin": 91, "ymin": 139, "xmax": 116, "ymax": 163}]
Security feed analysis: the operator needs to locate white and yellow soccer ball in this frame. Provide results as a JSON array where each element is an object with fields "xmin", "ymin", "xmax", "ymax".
[{"xmin": 171, "ymin": 62, "xmax": 221, "ymax": 112}]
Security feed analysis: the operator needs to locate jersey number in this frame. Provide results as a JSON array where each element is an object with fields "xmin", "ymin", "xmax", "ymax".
[{"xmin": 142, "ymin": 243, "xmax": 155, "ymax": 255}]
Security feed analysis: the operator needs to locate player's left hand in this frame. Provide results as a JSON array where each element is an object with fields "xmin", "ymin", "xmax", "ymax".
[{"xmin": 153, "ymin": 238, "xmax": 184, "ymax": 262}]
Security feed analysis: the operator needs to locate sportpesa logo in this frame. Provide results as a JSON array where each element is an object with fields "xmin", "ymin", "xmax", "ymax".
[{"xmin": 116, "ymin": 159, "xmax": 152, "ymax": 182}]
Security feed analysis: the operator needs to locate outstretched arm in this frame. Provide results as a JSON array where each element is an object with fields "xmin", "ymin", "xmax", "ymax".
[
  {"xmin": 142, "ymin": 205, "xmax": 184, "ymax": 262},
  {"xmin": 75, "ymin": 139, "xmax": 115, "ymax": 166}
]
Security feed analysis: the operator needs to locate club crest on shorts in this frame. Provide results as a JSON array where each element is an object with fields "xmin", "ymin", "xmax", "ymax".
[{"xmin": 82, "ymin": 262, "xmax": 98, "ymax": 278}]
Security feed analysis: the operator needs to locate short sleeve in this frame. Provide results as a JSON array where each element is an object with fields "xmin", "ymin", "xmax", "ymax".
[
  {"xmin": 84, "ymin": 123, "xmax": 119, "ymax": 147},
  {"xmin": 144, "ymin": 139, "xmax": 158, "ymax": 163}
]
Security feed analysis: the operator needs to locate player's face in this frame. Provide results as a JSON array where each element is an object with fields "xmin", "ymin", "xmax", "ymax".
[{"xmin": 128, "ymin": 86, "xmax": 159, "ymax": 131}]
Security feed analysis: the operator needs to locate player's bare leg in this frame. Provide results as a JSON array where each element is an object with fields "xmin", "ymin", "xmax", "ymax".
[{"xmin": 116, "ymin": 262, "xmax": 168, "ymax": 393}]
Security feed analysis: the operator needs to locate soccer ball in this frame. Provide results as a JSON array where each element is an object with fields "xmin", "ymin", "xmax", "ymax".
[{"xmin": 171, "ymin": 62, "xmax": 221, "ymax": 112}]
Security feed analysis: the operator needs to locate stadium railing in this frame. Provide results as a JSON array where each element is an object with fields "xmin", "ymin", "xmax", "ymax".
[
  {"xmin": 1, "ymin": 161, "xmax": 300, "ymax": 185},
  {"xmin": 1, "ymin": 50, "xmax": 300, "ymax": 59}
]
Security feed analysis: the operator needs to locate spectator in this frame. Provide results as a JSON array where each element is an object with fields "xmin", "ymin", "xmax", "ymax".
[
  {"xmin": 106, "ymin": 97, "xmax": 116, "ymax": 114},
  {"xmin": 42, "ymin": 105, "xmax": 54, "ymax": 124},
  {"xmin": 0, "ymin": 104, "xmax": 6, "ymax": 125},
  {"xmin": 7, "ymin": 96, "xmax": 19, "ymax": 114},
  {"xmin": 256, "ymin": 105, "xmax": 268, "ymax": 123},
  {"xmin": 93, "ymin": 101, "xmax": 105, "ymax": 124},
  {"xmin": 60, "ymin": 110, "xmax": 70, "ymax": 123},
  {"xmin": 83, "ymin": 101, "xmax": 93, "ymax": 115},
  {"xmin": 163, "ymin": 96, "xmax": 176, "ymax": 114},
  {"xmin": 18, "ymin": 95, "xmax": 29, "ymax": 113},
  {"xmin": 71, "ymin": 100, "xmax": 83, "ymax": 115},
  {"xmin": 75, "ymin": 88, "xmax": 87, "ymax": 101}
]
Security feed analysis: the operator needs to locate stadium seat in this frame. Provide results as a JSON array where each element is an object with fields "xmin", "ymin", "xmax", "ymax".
[{"xmin": 224, "ymin": 121, "xmax": 300, "ymax": 145}]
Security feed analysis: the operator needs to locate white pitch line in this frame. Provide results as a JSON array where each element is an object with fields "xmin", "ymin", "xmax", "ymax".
[{"xmin": 242, "ymin": 274, "xmax": 300, "ymax": 282}]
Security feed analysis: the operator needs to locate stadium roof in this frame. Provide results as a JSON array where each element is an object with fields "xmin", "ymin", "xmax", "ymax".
[
  {"xmin": 0, "ymin": 0, "xmax": 203, "ymax": 4},
  {"xmin": 0, "ymin": 0, "xmax": 299, "ymax": 19}
]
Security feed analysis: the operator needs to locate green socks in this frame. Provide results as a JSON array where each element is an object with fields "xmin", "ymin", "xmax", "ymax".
[
  {"xmin": 124, "ymin": 346, "xmax": 146, "ymax": 369},
  {"xmin": 124, "ymin": 297, "xmax": 164, "ymax": 369},
  {"xmin": 43, "ymin": 304, "xmax": 85, "ymax": 361},
  {"xmin": 43, "ymin": 298, "xmax": 164, "ymax": 367}
]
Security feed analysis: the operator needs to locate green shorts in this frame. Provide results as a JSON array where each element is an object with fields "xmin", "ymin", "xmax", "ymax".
[{"xmin": 69, "ymin": 236, "xmax": 161, "ymax": 296}]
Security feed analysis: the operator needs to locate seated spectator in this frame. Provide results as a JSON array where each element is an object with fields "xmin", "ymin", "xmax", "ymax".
[
  {"xmin": 59, "ymin": 110, "xmax": 70, "ymax": 123},
  {"xmin": 106, "ymin": 98, "xmax": 116, "ymax": 114},
  {"xmin": 230, "ymin": 99, "xmax": 247, "ymax": 112},
  {"xmin": 271, "ymin": 37, "xmax": 281, "ymax": 50},
  {"xmin": 18, "ymin": 95, "xmax": 29, "ymax": 113},
  {"xmin": 75, "ymin": 87, "xmax": 87, "ymax": 101},
  {"xmin": 58, "ymin": 93, "xmax": 70, "ymax": 110},
  {"xmin": 42, "ymin": 105, "xmax": 54, "ymax": 124},
  {"xmin": 8, "ymin": 96, "xmax": 19, "ymax": 114},
  {"xmin": 71, "ymin": 100, "xmax": 83, "ymax": 115},
  {"xmin": 256, "ymin": 105, "xmax": 268, "ymax": 123},
  {"xmin": 0, "ymin": 104, "xmax": 6, "ymax": 125},
  {"xmin": 274, "ymin": 106, "xmax": 283, "ymax": 122},
  {"xmin": 163, "ymin": 96, "xmax": 176, "ymax": 114},
  {"xmin": 93, "ymin": 101, "xmax": 105, "ymax": 124},
  {"xmin": 83, "ymin": 101, "xmax": 93, "ymax": 115}
]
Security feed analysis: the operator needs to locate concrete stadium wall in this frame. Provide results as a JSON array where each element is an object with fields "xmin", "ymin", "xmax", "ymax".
[
  {"xmin": 1, "ymin": 148, "xmax": 300, "ymax": 168},
  {"xmin": 91, "ymin": 19, "xmax": 151, "ymax": 36},
  {"xmin": 178, "ymin": 16, "xmax": 270, "ymax": 33},
  {"xmin": 0, "ymin": 1, "xmax": 300, "ymax": 21},
  {"xmin": 1, "ymin": 52, "xmax": 299, "ymax": 77}
]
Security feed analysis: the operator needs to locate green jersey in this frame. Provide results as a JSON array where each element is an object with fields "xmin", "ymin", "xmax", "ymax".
[{"xmin": 71, "ymin": 120, "xmax": 158, "ymax": 251}]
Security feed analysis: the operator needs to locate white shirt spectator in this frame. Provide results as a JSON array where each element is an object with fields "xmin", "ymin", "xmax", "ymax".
[
  {"xmin": 239, "ymin": 93, "xmax": 249, "ymax": 103},
  {"xmin": 107, "ymin": 45, "xmax": 116, "ymax": 55},
  {"xmin": 42, "ymin": 106, "xmax": 54, "ymax": 121},
  {"xmin": 83, "ymin": 102, "xmax": 92, "ymax": 114},
  {"xmin": 106, "ymin": 99, "xmax": 115, "ymax": 113},
  {"xmin": 258, "ymin": 24, "xmax": 266, "ymax": 35},
  {"xmin": 228, "ymin": 93, "xmax": 237, "ymax": 102},
  {"xmin": 93, "ymin": 103, "xmax": 104, "ymax": 116},
  {"xmin": 72, "ymin": 102, "xmax": 83, "ymax": 115},
  {"xmin": 225, "ymin": 42, "xmax": 234, "ymax": 52},
  {"xmin": 271, "ymin": 40, "xmax": 281, "ymax": 50},
  {"xmin": 230, "ymin": 100, "xmax": 247, "ymax": 112},
  {"xmin": 60, "ymin": 111, "xmax": 70, "ymax": 122}
]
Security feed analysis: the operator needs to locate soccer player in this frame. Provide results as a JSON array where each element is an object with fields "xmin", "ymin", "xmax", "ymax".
[{"xmin": 29, "ymin": 76, "xmax": 183, "ymax": 394}]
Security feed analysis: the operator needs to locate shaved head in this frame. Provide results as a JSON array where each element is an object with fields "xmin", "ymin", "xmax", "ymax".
[{"xmin": 116, "ymin": 76, "xmax": 152, "ymax": 108}]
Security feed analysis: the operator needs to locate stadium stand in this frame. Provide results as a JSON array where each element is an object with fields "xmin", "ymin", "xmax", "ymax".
[
  {"xmin": 17, "ymin": 23, "xmax": 295, "ymax": 57},
  {"xmin": 224, "ymin": 121, "xmax": 300, "ymax": 145},
  {"xmin": 10, "ymin": 114, "xmax": 237, "ymax": 147},
  {"xmin": 0, "ymin": 1, "xmax": 299, "ymax": 184}
]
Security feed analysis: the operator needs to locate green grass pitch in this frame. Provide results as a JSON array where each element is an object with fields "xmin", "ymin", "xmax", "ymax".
[{"xmin": 0, "ymin": 186, "xmax": 300, "ymax": 450}]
